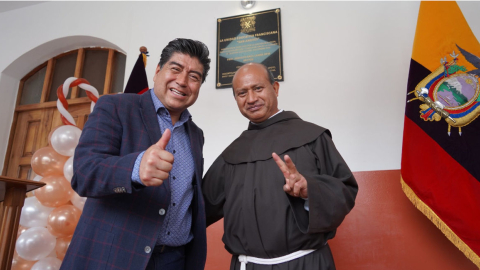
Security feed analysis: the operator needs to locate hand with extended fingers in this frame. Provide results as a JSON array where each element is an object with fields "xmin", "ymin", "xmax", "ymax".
[
  {"xmin": 139, "ymin": 129, "xmax": 174, "ymax": 186},
  {"xmin": 272, "ymin": 152, "xmax": 308, "ymax": 199}
]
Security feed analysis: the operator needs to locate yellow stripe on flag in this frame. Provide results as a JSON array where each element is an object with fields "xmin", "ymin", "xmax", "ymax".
[{"xmin": 412, "ymin": 2, "xmax": 480, "ymax": 72}]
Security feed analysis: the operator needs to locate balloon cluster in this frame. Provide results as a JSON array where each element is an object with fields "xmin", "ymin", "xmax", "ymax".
[
  {"xmin": 13, "ymin": 77, "xmax": 97, "ymax": 270},
  {"xmin": 13, "ymin": 126, "xmax": 85, "ymax": 270}
]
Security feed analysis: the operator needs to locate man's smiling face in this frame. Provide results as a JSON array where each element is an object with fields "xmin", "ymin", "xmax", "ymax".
[{"xmin": 153, "ymin": 52, "xmax": 203, "ymax": 117}]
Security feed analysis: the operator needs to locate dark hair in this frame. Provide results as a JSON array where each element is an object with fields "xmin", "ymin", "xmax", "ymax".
[{"xmin": 159, "ymin": 38, "xmax": 211, "ymax": 83}]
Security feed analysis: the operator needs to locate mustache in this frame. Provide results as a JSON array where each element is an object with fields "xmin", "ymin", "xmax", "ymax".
[{"xmin": 246, "ymin": 102, "xmax": 264, "ymax": 109}]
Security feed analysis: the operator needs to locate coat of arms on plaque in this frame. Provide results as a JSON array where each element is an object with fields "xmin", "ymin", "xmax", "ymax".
[{"xmin": 240, "ymin": 16, "xmax": 256, "ymax": 33}]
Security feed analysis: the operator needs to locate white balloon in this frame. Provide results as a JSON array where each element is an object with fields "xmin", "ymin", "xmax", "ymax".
[
  {"xmin": 64, "ymin": 156, "xmax": 74, "ymax": 182},
  {"xmin": 31, "ymin": 257, "xmax": 62, "ymax": 270},
  {"xmin": 20, "ymin": 197, "xmax": 54, "ymax": 228},
  {"xmin": 16, "ymin": 227, "xmax": 56, "ymax": 261},
  {"xmin": 50, "ymin": 125, "xmax": 82, "ymax": 156},
  {"xmin": 71, "ymin": 192, "xmax": 87, "ymax": 211}
]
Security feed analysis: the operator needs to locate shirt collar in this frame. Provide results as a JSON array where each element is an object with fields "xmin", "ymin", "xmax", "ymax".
[
  {"xmin": 247, "ymin": 111, "xmax": 300, "ymax": 130},
  {"xmin": 250, "ymin": 109, "xmax": 284, "ymax": 125},
  {"xmin": 150, "ymin": 89, "xmax": 192, "ymax": 125}
]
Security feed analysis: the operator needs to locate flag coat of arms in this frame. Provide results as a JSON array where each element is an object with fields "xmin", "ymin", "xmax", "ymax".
[{"xmin": 402, "ymin": 2, "xmax": 480, "ymax": 267}]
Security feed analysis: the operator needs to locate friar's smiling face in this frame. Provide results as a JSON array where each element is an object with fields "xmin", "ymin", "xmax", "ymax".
[{"xmin": 232, "ymin": 63, "xmax": 280, "ymax": 123}]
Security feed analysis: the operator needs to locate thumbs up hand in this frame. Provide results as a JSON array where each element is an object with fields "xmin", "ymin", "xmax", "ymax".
[{"xmin": 139, "ymin": 129, "xmax": 174, "ymax": 186}]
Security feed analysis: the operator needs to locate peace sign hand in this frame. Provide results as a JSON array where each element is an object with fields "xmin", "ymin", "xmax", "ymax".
[{"xmin": 272, "ymin": 152, "xmax": 308, "ymax": 199}]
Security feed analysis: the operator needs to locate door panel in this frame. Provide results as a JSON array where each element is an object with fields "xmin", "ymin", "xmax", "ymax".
[
  {"xmin": 18, "ymin": 165, "xmax": 32, "ymax": 180},
  {"xmin": 22, "ymin": 120, "xmax": 40, "ymax": 156},
  {"xmin": 5, "ymin": 110, "xmax": 51, "ymax": 179},
  {"xmin": 4, "ymin": 102, "xmax": 91, "ymax": 179}
]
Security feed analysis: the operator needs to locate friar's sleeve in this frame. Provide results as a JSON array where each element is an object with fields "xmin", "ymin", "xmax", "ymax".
[
  {"xmin": 202, "ymin": 155, "xmax": 227, "ymax": 227},
  {"xmin": 303, "ymin": 132, "xmax": 358, "ymax": 233}
]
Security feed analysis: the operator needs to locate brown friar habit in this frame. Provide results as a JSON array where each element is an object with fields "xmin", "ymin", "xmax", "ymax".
[{"xmin": 203, "ymin": 111, "xmax": 358, "ymax": 270}]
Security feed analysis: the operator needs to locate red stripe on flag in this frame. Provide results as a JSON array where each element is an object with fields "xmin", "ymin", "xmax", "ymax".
[
  {"xmin": 138, "ymin": 87, "xmax": 149, "ymax": 95},
  {"xmin": 401, "ymin": 116, "xmax": 480, "ymax": 254}
]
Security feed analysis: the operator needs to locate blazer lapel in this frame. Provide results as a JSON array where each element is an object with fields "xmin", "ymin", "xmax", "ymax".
[
  {"xmin": 185, "ymin": 119, "xmax": 202, "ymax": 185},
  {"xmin": 139, "ymin": 90, "xmax": 162, "ymax": 145}
]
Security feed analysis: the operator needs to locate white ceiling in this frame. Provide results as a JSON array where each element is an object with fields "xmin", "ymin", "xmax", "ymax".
[{"xmin": 0, "ymin": 1, "xmax": 46, "ymax": 14}]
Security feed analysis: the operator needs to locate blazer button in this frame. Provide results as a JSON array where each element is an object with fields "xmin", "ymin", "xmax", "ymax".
[
  {"xmin": 145, "ymin": 246, "xmax": 151, "ymax": 253},
  {"xmin": 159, "ymin": 208, "xmax": 166, "ymax": 215}
]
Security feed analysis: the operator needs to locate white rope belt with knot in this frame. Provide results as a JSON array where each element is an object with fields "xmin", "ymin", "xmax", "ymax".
[{"xmin": 238, "ymin": 249, "xmax": 316, "ymax": 270}]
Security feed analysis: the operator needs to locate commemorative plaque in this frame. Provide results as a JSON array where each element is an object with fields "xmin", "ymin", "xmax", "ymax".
[{"xmin": 216, "ymin": 8, "xmax": 283, "ymax": 89}]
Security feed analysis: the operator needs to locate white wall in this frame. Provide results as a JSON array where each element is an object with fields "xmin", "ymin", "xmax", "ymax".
[{"xmin": 1, "ymin": 1, "xmax": 480, "ymax": 173}]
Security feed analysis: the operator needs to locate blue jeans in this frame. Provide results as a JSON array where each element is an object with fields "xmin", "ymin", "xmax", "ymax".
[{"xmin": 145, "ymin": 245, "xmax": 186, "ymax": 270}]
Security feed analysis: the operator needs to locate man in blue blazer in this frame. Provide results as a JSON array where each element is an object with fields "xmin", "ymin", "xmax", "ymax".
[{"xmin": 61, "ymin": 38, "xmax": 210, "ymax": 270}]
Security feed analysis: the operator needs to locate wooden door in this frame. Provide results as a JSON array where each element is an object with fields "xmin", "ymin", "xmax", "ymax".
[
  {"xmin": 4, "ymin": 109, "xmax": 51, "ymax": 179},
  {"xmin": 2, "ymin": 47, "xmax": 126, "ymax": 180},
  {"xmin": 4, "ymin": 102, "xmax": 91, "ymax": 180}
]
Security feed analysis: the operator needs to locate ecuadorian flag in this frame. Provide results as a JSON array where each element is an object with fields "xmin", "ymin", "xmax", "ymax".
[{"xmin": 401, "ymin": 2, "xmax": 480, "ymax": 267}]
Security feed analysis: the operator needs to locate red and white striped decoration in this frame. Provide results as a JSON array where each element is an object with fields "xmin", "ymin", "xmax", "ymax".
[{"xmin": 57, "ymin": 77, "xmax": 99, "ymax": 126}]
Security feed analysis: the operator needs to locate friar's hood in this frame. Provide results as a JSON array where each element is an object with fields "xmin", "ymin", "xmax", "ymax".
[{"xmin": 222, "ymin": 111, "xmax": 330, "ymax": 164}]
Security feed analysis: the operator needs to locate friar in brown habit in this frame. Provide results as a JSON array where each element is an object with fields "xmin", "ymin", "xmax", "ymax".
[{"xmin": 202, "ymin": 63, "xmax": 358, "ymax": 270}]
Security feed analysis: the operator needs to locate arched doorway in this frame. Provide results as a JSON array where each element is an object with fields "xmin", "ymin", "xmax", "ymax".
[{"xmin": 2, "ymin": 37, "xmax": 127, "ymax": 179}]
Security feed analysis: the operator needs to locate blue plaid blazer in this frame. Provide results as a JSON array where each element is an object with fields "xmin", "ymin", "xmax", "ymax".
[{"xmin": 61, "ymin": 90, "xmax": 206, "ymax": 270}]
